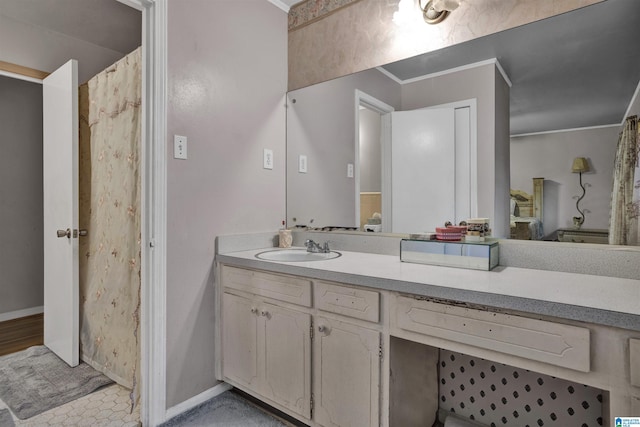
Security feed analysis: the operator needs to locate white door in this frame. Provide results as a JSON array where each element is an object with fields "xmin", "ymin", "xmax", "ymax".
[
  {"xmin": 390, "ymin": 108, "xmax": 456, "ymax": 234},
  {"xmin": 43, "ymin": 59, "xmax": 79, "ymax": 367}
]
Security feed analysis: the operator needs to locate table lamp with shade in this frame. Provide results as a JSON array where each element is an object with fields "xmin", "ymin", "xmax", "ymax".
[{"xmin": 571, "ymin": 157, "xmax": 590, "ymax": 229}]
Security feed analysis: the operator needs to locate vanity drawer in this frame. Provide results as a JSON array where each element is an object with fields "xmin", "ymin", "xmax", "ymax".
[
  {"xmin": 394, "ymin": 296, "xmax": 590, "ymax": 372},
  {"xmin": 315, "ymin": 281, "xmax": 380, "ymax": 323},
  {"xmin": 222, "ymin": 266, "xmax": 312, "ymax": 307}
]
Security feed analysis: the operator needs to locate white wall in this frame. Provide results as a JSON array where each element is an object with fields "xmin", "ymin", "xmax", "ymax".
[
  {"xmin": 0, "ymin": 14, "xmax": 130, "ymax": 84},
  {"xmin": 401, "ymin": 64, "xmax": 511, "ymax": 237},
  {"xmin": 510, "ymin": 126, "xmax": 619, "ymax": 232},
  {"xmin": 166, "ymin": 0, "xmax": 288, "ymax": 407},
  {"xmin": 0, "ymin": 76, "xmax": 43, "ymax": 315}
]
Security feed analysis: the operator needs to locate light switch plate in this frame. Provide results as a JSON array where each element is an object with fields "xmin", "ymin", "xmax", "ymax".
[
  {"xmin": 174, "ymin": 135, "xmax": 187, "ymax": 159},
  {"xmin": 347, "ymin": 163, "xmax": 354, "ymax": 178},
  {"xmin": 263, "ymin": 149, "xmax": 274, "ymax": 169},
  {"xmin": 299, "ymin": 155, "xmax": 308, "ymax": 173}
]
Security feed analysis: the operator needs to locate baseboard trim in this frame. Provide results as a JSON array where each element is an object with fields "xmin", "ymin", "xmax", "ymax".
[
  {"xmin": 0, "ymin": 306, "xmax": 44, "ymax": 323},
  {"xmin": 164, "ymin": 382, "xmax": 232, "ymax": 422}
]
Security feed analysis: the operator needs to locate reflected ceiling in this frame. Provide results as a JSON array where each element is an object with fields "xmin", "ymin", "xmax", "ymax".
[{"xmin": 381, "ymin": 0, "xmax": 640, "ymax": 135}]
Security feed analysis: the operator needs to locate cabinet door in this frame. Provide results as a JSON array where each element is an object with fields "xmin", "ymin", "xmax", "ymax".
[
  {"xmin": 314, "ymin": 317, "xmax": 380, "ymax": 427},
  {"xmin": 222, "ymin": 293, "xmax": 259, "ymax": 389},
  {"xmin": 261, "ymin": 302, "xmax": 311, "ymax": 418}
]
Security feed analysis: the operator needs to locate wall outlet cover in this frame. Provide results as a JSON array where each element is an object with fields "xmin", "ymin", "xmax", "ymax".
[
  {"xmin": 174, "ymin": 135, "xmax": 187, "ymax": 160},
  {"xmin": 263, "ymin": 149, "xmax": 274, "ymax": 169},
  {"xmin": 299, "ymin": 155, "xmax": 308, "ymax": 173}
]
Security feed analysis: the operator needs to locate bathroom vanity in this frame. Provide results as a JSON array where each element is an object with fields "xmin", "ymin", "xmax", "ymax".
[{"xmin": 215, "ymin": 233, "xmax": 640, "ymax": 427}]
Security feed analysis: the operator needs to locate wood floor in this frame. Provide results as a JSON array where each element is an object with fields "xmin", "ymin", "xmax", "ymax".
[{"xmin": 0, "ymin": 313, "xmax": 43, "ymax": 356}]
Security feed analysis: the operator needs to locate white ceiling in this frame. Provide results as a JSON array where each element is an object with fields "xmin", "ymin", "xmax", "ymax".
[{"xmin": 0, "ymin": 0, "xmax": 141, "ymax": 54}]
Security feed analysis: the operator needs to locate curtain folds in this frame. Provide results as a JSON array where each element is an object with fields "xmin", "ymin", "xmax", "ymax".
[
  {"xmin": 78, "ymin": 47, "xmax": 142, "ymax": 408},
  {"xmin": 608, "ymin": 115, "xmax": 640, "ymax": 245}
]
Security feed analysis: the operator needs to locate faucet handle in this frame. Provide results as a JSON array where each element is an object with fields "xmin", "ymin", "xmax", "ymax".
[{"xmin": 322, "ymin": 242, "xmax": 330, "ymax": 253}]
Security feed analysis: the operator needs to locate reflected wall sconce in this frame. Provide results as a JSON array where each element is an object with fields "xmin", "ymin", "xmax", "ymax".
[
  {"xmin": 420, "ymin": 0, "xmax": 461, "ymax": 24},
  {"xmin": 571, "ymin": 157, "xmax": 590, "ymax": 229}
]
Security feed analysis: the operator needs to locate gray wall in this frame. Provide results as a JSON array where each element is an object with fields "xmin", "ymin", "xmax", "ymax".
[
  {"xmin": 166, "ymin": 0, "xmax": 288, "ymax": 407},
  {"xmin": 0, "ymin": 76, "xmax": 43, "ymax": 315},
  {"xmin": 0, "ymin": 14, "xmax": 130, "ymax": 84},
  {"xmin": 511, "ymin": 126, "xmax": 618, "ymax": 232},
  {"xmin": 287, "ymin": 68, "xmax": 401, "ymax": 227},
  {"xmin": 359, "ymin": 107, "xmax": 382, "ymax": 192},
  {"xmin": 401, "ymin": 64, "xmax": 510, "ymax": 237}
]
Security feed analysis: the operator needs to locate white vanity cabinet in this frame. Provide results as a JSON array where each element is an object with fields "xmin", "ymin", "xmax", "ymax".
[
  {"xmin": 221, "ymin": 267, "xmax": 312, "ymax": 419},
  {"xmin": 313, "ymin": 281, "xmax": 382, "ymax": 427},
  {"xmin": 220, "ymin": 266, "xmax": 382, "ymax": 427}
]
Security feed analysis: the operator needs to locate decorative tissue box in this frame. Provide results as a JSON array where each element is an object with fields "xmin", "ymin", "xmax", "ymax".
[{"xmin": 400, "ymin": 238, "xmax": 499, "ymax": 271}]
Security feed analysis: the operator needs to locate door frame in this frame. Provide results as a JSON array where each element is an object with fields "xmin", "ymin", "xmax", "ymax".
[
  {"xmin": 122, "ymin": 1, "xmax": 168, "ymax": 426},
  {"xmin": 354, "ymin": 90, "xmax": 394, "ymax": 230}
]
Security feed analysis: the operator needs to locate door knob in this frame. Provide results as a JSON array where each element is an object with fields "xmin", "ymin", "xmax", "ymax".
[{"xmin": 57, "ymin": 228, "xmax": 71, "ymax": 238}]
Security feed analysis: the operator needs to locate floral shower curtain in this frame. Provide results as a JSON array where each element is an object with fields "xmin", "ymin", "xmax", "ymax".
[
  {"xmin": 609, "ymin": 115, "xmax": 640, "ymax": 245},
  {"xmin": 78, "ymin": 47, "xmax": 142, "ymax": 406}
]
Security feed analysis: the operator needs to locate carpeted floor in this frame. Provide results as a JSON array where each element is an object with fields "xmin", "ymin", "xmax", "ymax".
[
  {"xmin": 0, "ymin": 345, "xmax": 113, "ymax": 420},
  {"xmin": 0, "ymin": 408, "xmax": 15, "ymax": 427},
  {"xmin": 161, "ymin": 391, "xmax": 288, "ymax": 427}
]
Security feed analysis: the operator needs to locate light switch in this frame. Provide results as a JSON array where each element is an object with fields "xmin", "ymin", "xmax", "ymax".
[
  {"xmin": 347, "ymin": 163, "xmax": 354, "ymax": 178},
  {"xmin": 299, "ymin": 155, "xmax": 308, "ymax": 173},
  {"xmin": 263, "ymin": 149, "xmax": 274, "ymax": 170},
  {"xmin": 174, "ymin": 135, "xmax": 187, "ymax": 159}
]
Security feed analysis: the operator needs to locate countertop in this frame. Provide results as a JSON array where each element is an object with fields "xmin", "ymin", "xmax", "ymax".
[{"xmin": 217, "ymin": 247, "xmax": 640, "ymax": 331}]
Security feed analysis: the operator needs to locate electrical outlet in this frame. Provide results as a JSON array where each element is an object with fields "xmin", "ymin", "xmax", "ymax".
[
  {"xmin": 299, "ymin": 155, "xmax": 308, "ymax": 173},
  {"xmin": 263, "ymin": 149, "xmax": 274, "ymax": 169},
  {"xmin": 174, "ymin": 135, "xmax": 187, "ymax": 159},
  {"xmin": 347, "ymin": 163, "xmax": 354, "ymax": 178}
]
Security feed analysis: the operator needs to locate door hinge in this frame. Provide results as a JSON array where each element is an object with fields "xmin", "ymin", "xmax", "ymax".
[
  {"xmin": 310, "ymin": 319, "xmax": 314, "ymax": 340},
  {"xmin": 379, "ymin": 337, "xmax": 383, "ymax": 360},
  {"xmin": 310, "ymin": 393, "xmax": 314, "ymax": 417}
]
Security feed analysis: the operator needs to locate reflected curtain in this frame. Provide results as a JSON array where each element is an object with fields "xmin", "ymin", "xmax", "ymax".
[
  {"xmin": 78, "ymin": 47, "xmax": 142, "ymax": 408},
  {"xmin": 609, "ymin": 115, "xmax": 640, "ymax": 245}
]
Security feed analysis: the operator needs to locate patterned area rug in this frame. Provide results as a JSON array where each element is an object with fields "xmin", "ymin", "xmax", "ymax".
[
  {"xmin": 0, "ymin": 346, "xmax": 113, "ymax": 419},
  {"xmin": 0, "ymin": 408, "xmax": 15, "ymax": 427}
]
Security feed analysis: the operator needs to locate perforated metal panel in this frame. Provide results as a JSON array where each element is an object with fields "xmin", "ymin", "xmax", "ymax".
[{"xmin": 439, "ymin": 350, "xmax": 603, "ymax": 427}]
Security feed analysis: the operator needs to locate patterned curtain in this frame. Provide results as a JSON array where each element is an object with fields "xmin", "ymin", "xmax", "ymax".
[
  {"xmin": 608, "ymin": 115, "xmax": 640, "ymax": 245},
  {"xmin": 78, "ymin": 47, "xmax": 142, "ymax": 408}
]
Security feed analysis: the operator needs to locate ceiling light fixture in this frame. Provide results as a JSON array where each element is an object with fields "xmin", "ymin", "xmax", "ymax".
[{"xmin": 420, "ymin": 0, "xmax": 461, "ymax": 24}]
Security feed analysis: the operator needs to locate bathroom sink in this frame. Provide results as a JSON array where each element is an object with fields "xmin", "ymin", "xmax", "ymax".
[{"xmin": 255, "ymin": 248, "xmax": 341, "ymax": 262}]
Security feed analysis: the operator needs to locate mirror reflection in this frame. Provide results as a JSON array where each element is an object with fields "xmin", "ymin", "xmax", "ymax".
[{"xmin": 286, "ymin": 0, "xmax": 640, "ymax": 244}]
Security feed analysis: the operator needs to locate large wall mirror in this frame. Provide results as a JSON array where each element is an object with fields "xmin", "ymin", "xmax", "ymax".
[{"xmin": 286, "ymin": 0, "xmax": 640, "ymax": 244}]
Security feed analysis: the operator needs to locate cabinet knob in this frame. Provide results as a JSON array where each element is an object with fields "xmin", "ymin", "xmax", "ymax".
[
  {"xmin": 250, "ymin": 307, "xmax": 258, "ymax": 314},
  {"xmin": 261, "ymin": 310, "xmax": 270, "ymax": 318},
  {"xmin": 318, "ymin": 325, "xmax": 327, "ymax": 333}
]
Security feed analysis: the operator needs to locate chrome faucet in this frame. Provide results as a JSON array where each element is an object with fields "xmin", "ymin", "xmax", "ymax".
[{"xmin": 305, "ymin": 239, "xmax": 330, "ymax": 253}]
